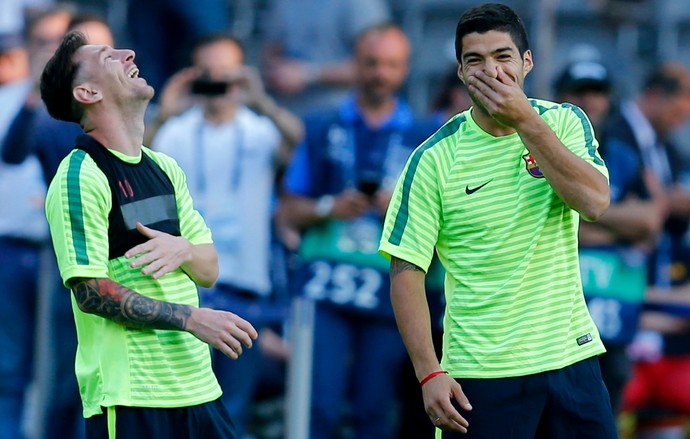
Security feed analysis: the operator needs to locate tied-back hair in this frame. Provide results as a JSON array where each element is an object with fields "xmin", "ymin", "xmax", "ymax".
[
  {"xmin": 40, "ymin": 31, "xmax": 88, "ymax": 123},
  {"xmin": 455, "ymin": 2, "xmax": 529, "ymax": 61}
]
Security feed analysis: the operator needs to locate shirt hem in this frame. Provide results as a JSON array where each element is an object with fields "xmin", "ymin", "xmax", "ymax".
[
  {"xmin": 443, "ymin": 346, "xmax": 606, "ymax": 379},
  {"xmin": 82, "ymin": 388, "xmax": 223, "ymax": 419}
]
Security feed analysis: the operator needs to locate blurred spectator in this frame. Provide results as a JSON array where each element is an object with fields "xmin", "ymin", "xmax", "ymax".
[
  {"xmin": 23, "ymin": 4, "xmax": 72, "ymax": 97},
  {"xmin": 277, "ymin": 23, "xmax": 437, "ymax": 439},
  {"xmin": 1, "ymin": 8, "xmax": 116, "ymax": 439},
  {"xmin": 429, "ymin": 66, "xmax": 472, "ymax": 126},
  {"xmin": 68, "ymin": 11, "xmax": 113, "ymax": 49},
  {"xmin": 0, "ymin": 31, "xmax": 46, "ymax": 439},
  {"xmin": 554, "ymin": 60, "xmax": 615, "ymax": 135},
  {"xmin": 151, "ymin": 33, "xmax": 302, "ymax": 437},
  {"xmin": 0, "ymin": 0, "xmax": 53, "ymax": 34},
  {"xmin": 603, "ymin": 62, "xmax": 690, "ymax": 289},
  {"xmin": 558, "ymin": 59, "xmax": 662, "ymax": 415},
  {"xmin": 2, "ymin": 6, "xmax": 76, "ymax": 182},
  {"xmin": 261, "ymin": 0, "xmax": 390, "ymax": 116},
  {"xmin": 126, "ymin": 0, "xmax": 230, "ymax": 99},
  {"xmin": 599, "ymin": 61, "xmax": 690, "ymax": 438},
  {"xmin": 638, "ymin": 224, "xmax": 690, "ymax": 437}
]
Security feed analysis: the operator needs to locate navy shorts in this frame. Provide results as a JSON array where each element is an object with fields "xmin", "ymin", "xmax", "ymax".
[
  {"xmin": 85, "ymin": 398, "xmax": 237, "ymax": 439},
  {"xmin": 438, "ymin": 356, "xmax": 619, "ymax": 439}
]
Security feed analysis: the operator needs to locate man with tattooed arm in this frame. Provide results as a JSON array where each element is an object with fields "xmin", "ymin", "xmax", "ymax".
[{"xmin": 39, "ymin": 31, "xmax": 257, "ymax": 439}]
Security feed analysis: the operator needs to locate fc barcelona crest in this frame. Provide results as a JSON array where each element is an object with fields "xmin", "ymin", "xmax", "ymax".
[{"xmin": 522, "ymin": 153, "xmax": 544, "ymax": 178}]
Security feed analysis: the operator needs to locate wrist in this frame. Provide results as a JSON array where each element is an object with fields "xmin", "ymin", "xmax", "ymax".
[
  {"xmin": 314, "ymin": 195, "xmax": 335, "ymax": 219},
  {"xmin": 182, "ymin": 236, "xmax": 193, "ymax": 260},
  {"xmin": 419, "ymin": 370, "xmax": 448, "ymax": 387},
  {"xmin": 513, "ymin": 110, "xmax": 545, "ymax": 133},
  {"xmin": 183, "ymin": 305, "xmax": 199, "ymax": 332}
]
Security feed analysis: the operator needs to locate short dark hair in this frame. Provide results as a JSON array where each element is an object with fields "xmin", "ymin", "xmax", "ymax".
[
  {"xmin": 455, "ymin": 3, "xmax": 529, "ymax": 62},
  {"xmin": 191, "ymin": 33, "xmax": 244, "ymax": 62},
  {"xmin": 643, "ymin": 62, "xmax": 690, "ymax": 97},
  {"xmin": 40, "ymin": 31, "xmax": 87, "ymax": 123}
]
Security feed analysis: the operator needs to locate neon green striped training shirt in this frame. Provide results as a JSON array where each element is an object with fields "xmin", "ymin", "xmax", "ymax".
[
  {"xmin": 380, "ymin": 99, "xmax": 608, "ymax": 378},
  {"xmin": 46, "ymin": 146, "xmax": 221, "ymax": 418}
]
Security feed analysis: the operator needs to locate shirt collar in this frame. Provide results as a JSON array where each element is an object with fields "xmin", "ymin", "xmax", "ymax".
[{"xmin": 76, "ymin": 134, "xmax": 143, "ymax": 162}]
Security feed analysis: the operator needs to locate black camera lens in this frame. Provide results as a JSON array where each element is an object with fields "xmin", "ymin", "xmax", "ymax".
[
  {"xmin": 357, "ymin": 178, "xmax": 380, "ymax": 196},
  {"xmin": 191, "ymin": 79, "xmax": 229, "ymax": 96}
]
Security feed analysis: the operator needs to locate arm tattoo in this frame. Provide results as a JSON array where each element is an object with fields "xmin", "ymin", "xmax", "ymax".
[
  {"xmin": 390, "ymin": 257, "xmax": 425, "ymax": 280},
  {"xmin": 71, "ymin": 278, "xmax": 191, "ymax": 330}
]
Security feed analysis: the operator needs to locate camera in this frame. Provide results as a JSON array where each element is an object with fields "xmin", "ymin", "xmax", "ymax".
[
  {"xmin": 357, "ymin": 177, "xmax": 380, "ymax": 197},
  {"xmin": 190, "ymin": 78, "xmax": 230, "ymax": 96}
]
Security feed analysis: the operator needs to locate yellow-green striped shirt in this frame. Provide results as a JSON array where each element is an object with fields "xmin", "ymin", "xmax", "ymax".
[
  {"xmin": 46, "ymin": 146, "xmax": 221, "ymax": 418},
  {"xmin": 380, "ymin": 99, "xmax": 608, "ymax": 378}
]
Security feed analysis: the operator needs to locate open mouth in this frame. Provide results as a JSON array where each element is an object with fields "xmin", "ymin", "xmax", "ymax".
[{"xmin": 127, "ymin": 66, "xmax": 140, "ymax": 78}]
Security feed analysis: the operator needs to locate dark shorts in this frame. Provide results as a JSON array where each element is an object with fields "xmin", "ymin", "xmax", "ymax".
[
  {"xmin": 85, "ymin": 399, "xmax": 237, "ymax": 439},
  {"xmin": 439, "ymin": 356, "xmax": 619, "ymax": 439}
]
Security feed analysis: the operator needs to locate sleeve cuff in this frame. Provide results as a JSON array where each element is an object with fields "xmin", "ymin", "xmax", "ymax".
[{"xmin": 378, "ymin": 242, "xmax": 433, "ymax": 273}]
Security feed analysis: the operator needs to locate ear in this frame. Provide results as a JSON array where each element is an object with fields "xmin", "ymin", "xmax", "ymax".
[
  {"xmin": 457, "ymin": 63, "xmax": 466, "ymax": 85},
  {"xmin": 522, "ymin": 49, "xmax": 534, "ymax": 76},
  {"xmin": 73, "ymin": 84, "xmax": 103, "ymax": 105}
]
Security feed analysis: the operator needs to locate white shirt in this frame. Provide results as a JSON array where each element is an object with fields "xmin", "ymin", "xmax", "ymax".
[{"xmin": 153, "ymin": 106, "xmax": 280, "ymax": 295}]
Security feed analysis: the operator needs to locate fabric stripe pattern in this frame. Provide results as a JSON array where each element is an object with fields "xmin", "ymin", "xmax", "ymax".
[
  {"xmin": 380, "ymin": 99, "xmax": 609, "ymax": 378},
  {"xmin": 46, "ymin": 145, "xmax": 220, "ymax": 418}
]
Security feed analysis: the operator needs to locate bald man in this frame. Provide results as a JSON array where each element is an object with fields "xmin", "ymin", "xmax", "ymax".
[{"xmin": 278, "ymin": 23, "xmax": 438, "ymax": 439}]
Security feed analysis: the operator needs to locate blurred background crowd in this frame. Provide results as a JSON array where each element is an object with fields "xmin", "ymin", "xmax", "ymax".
[{"xmin": 3, "ymin": 0, "xmax": 690, "ymax": 438}]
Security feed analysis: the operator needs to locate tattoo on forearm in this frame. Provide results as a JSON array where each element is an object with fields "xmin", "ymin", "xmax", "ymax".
[
  {"xmin": 390, "ymin": 257, "xmax": 424, "ymax": 280},
  {"xmin": 72, "ymin": 278, "xmax": 191, "ymax": 330}
]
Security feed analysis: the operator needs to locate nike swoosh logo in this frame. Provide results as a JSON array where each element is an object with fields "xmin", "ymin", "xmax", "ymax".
[{"xmin": 465, "ymin": 179, "xmax": 492, "ymax": 195}]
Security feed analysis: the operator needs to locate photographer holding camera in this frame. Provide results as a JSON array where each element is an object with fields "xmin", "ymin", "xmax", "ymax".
[
  {"xmin": 150, "ymin": 33, "xmax": 303, "ymax": 437},
  {"xmin": 276, "ymin": 23, "xmax": 437, "ymax": 438}
]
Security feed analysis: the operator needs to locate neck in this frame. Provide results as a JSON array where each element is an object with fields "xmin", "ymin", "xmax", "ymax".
[
  {"xmin": 83, "ymin": 102, "xmax": 147, "ymax": 156},
  {"xmin": 470, "ymin": 106, "xmax": 516, "ymax": 137},
  {"xmin": 357, "ymin": 93, "xmax": 396, "ymax": 128},
  {"xmin": 203, "ymin": 104, "xmax": 237, "ymax": 125}
]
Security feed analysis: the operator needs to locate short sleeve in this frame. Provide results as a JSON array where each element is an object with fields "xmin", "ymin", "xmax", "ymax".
[
  {"xmin": 252, "ymin": 113, "xmax": 281, "ymax": 158},
  {"xmin": 46, "ymin": 151, "xmax": 111, "ymax": 287},
  {"xmin": 558, "ymin": 104, "xmax": 610, "ymax": 181},
  {"xmin": 379, "ymin": 146, "xmax": 442, "ymax": 272}
]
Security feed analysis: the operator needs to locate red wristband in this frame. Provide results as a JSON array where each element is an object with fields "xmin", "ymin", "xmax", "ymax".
[{"xmin": 419, "ymin": 370, "xmax": 448, "ymax": 387}]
